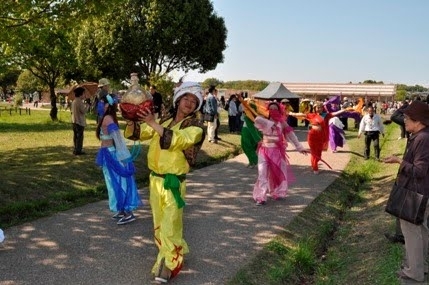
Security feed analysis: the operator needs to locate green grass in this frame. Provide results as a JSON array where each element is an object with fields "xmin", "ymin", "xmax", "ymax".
[{"xmin": 0, "ymin": 109, "xmax": 241, "ymax": 228}]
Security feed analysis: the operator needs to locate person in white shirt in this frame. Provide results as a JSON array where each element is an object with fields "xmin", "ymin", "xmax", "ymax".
[
  {"xmin": 227, "ymin": 95, "xmax": 239, "ymax": 133},
  {"xmin": 357, "ymin": 106, "xmax": 384, "ymax": 160},
  {"xmin": 33, "ymin": 91, "xmax": 40, "ymax": 108}
]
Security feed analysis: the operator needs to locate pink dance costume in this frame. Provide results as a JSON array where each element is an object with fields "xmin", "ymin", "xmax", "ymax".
[{"xmin": 253, "ymin": 114, "xmax": 305, "ymax": 204}]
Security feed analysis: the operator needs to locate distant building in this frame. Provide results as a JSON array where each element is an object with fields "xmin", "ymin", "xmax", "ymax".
[
  {"xmin": 283, "ymin": 82, "xmax": 397, "ymax": 102},
  {"xmin": 213, "ymin": 82, "xmax": 397, "ymax": 103}
]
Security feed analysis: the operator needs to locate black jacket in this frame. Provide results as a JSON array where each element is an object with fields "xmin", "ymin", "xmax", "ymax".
[{"xmin": 390, "ymin": 103, "xmax": 409, "ymax": 126}]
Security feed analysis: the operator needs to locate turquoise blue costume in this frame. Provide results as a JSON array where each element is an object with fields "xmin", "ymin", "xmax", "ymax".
[{"xmin": 96, "ymin": 123, "xmax": 141, "ymax": 213}]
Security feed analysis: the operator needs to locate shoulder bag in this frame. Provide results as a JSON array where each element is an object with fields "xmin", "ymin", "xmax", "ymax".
[
  {"xmin": 385, "ymin": 175, "xmax": 428, "ymax": 225},
  {"xmin": 204, "ymin": 97, "xmax": 215, "ymax": 122},
  {"xmin": 204, "ymin": 113, "xmax": 215, "ymax": 122}
]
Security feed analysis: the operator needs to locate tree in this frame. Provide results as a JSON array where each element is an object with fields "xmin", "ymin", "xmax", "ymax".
[
  {"xmin": 362, "ymin": 80, "xmax": 384, "ymax": 84},
  {"xmin": 11, "ymin": 27, "xmax": 78, "ymax": 120},
  {"xmin": 149, "ymin": 73, "xmax": 176, "ymax": 100},
  {"xmin": 395, "ymin": 84, "xmax": 428, "ymax": 101},
  {"xmin": 221, "ymin": 80, "xmax": 270, "ymax": 91},
  {"xmin": 0, "ymin": 68, "xmax": 20, "ymax": 99},
  {"xmin": 75, "ymin": 0, "xmax": 227, "ymax": 84},
  {"xmin": 396, "ymin": 89, "xmax": 407, "ymax": 102},
  {"xmin": 16, "ymin": 70, "xmax": 44, "ymax": 96},
  {"xmin": 0, "ymin": 1, "xmax": 112, "ymax": 30},
  {"xmin": 202, "ymin": 78, "xmax": 224, "ymax": 89},
  {"xmin": 1, "ymin": 1, "xmax": 116, "ymax": 120}
]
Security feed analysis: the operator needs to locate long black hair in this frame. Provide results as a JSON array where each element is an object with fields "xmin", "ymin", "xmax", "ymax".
[{"xmin": 96, "ymin": 95, "xmax": 119, "ymax": 140}]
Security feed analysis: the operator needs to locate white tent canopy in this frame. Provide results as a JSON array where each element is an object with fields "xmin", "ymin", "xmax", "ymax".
[{"xmin": 253, "ymin": 82, "xmax": 301, "ymax": 100}]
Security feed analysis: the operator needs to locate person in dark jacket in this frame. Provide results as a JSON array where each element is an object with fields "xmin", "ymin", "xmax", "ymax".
[
  {"xmin": 391, "ymin": 100, "xmax": 409, "ymax": 140},
  {"xmin": 382, "ymin": 100, "xmax": 429, "ymax": 282},
  {"xmin": 339, "ymin": 97, "xmax": 353, "ymax": 130},
  {"xmin": 150, "ymin": 85, "xmax": 163, "ymax": 119}
]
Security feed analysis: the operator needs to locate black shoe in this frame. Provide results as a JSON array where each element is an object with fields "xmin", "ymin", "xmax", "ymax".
[
  {"xmin": 214, "ymin": 137, "xmax": 222, "ymax": 141},
  {"xmin": 384, "ymin": 233, "xmax": 405, "ymax": 244},
  {"xmin": 74, "ymin": 151, "xmax": 86, "ymax": 155}
]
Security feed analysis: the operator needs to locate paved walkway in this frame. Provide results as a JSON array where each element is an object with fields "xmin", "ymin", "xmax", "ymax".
[{"xmin": 0, "ymin": 130, "xmax": 350, "ymax": 285}]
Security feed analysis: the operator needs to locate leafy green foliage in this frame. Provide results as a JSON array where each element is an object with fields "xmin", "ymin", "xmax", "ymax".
[
  {"xmin": 1, "ymin": 0, "xmax": 127, "ymax": 120},
  {"xmin": 148, "ymin": 72, "xmax": 176, "ymax": 99},
  {"xmin": 0, "ymin": 0, "xmax": 113, "ymax": 30},
  {"xmin": 13, "ymin": 93, "xmax": 23, "ymax": 106},
  {"xmin": 16, "ymin": 70, "xmax": 44, "ymax": 95},
  {"xmin": 220, "ymin": 80, "xmax": 270, "ymax": 91},
  {"xmin": 362, "ymin": 79, "xmax": 384, "ymax": 84},
  {"xmin": 396, "ymin": 84, "xmax": 428, "ymax": 101},
  {"xmin": 395, "ymin": 89, "xmax": 407, "ymax": 101},
  {"xmin": 75, "ymin": 0, "xmax": 227, "ymax": 83},
  {"xmin": 0, "ymin": 68, "xmax": 20, "ymax": 96},
  {"xmin": 396, "ymin": 83, "xmax": 428, "ymax": 92},
  {"xmin": 201, "ymin": 78, "xmax": 224, "ymax": 89}
]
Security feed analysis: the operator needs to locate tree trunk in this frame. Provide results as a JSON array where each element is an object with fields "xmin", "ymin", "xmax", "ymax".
[{"xmin": 49, "ymin": 86, "xmax": 58, "ymax": 121}]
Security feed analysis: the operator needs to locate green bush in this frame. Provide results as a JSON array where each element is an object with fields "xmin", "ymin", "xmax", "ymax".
[{"xmin": 14, "ymin": 93, "xmax": 23, "ymax": 107}]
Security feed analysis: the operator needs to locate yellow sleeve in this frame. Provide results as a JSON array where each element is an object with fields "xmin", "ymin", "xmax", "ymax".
[
  {"xmin": 162, "ymin": 125, "xmax": 203, "ymax": 151},
  {"xmin": 124, "ymin": 122, "xmax": 156, "ymax": 141}
]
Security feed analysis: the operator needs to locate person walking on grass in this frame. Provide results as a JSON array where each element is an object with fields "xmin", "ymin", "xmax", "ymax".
[
  {"xmin": 71, "ymin": 87, "xmax": 87, "ymax": 155},
  {"xmin": 95, "ymin": 94, "xmax": 141, "ymax": 225},
  {"xmin": 125, "ymin": 81, "xmax": 205, "ymax": 283},
  {"xmin": 358, "ymin": 106, "xmax": 384, "ymax": 160}
]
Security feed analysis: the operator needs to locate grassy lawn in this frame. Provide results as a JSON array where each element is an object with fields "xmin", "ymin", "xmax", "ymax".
[{"xmin": 0, "ymin": 109, "xmax": 241, "ymax": 228}]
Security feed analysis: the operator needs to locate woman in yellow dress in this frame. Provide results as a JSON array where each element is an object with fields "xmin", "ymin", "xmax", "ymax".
[{"xmin": 125, "ymin": 82, "xmax": 205, "ymax": 283}]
